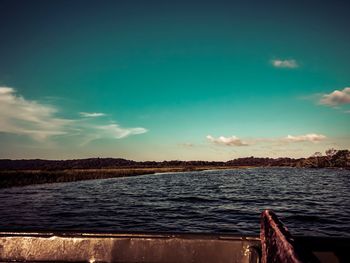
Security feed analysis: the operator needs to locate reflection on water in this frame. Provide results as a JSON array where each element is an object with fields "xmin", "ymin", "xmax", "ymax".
[{"xmin": 0, "ymin": 168, "xmax": 349, "ymax": 237}]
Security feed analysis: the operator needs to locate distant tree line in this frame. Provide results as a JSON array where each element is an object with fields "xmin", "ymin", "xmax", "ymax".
[
  {"xmin": 226, "ymin": 157, "xmax": 300, "ymax": 167},
  {"xmin": 295, "ymin": 149, "xmax": 350, "ymax": 168},
  {"xmin": 0, "ymin": 149, "xmax": 348, "ymax": 170}
]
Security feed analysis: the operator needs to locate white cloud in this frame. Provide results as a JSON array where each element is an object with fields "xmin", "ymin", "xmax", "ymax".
[
  {"xmin": 79, "ymin": 112, "xmax": 106, "ymax": 117},
  {"xmin": 79, "ymin": 124, "xmax": 148, "ymax": 146},
  {"xmin": 271, "ymin": 59, "xmax": 299, "ymax": 68},
  {"xmin": 97, "ymin": 124, "xmax": 147, "ymax": 139},
  {"xmin": 319, "ymin": 87, "xmax": 350, "ymax": 106},
  {"xmin": 0, "ymin": 87, "xmax": 14, "ymax": 95},
  {"xmin": 0, "ymin": 87, "xmax": 71, "ymax": 141},
  {"xmin": 206, "ymin": 135, "xmax": 248, "ymax": 146},
  {"xmin": 283, "ymin": 134, "xmax": 326, "ymax": 143},
  {"xmin": 206, "ymin": 133, "xmax": 326, "ymax": 147},
  {"xmin": 0, "ymin": 87, "xmax": 147, "ymax": 143}
]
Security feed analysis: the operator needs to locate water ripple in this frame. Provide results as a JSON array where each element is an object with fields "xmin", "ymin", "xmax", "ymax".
[{"xmin": 0, "ymin": 168, "xmax": 349, "ymax": 237}]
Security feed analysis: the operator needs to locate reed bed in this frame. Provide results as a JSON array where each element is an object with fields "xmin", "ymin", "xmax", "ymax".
[{"xmin": 0, "ymin": 168, "xmax": 185, "ymax": 188}]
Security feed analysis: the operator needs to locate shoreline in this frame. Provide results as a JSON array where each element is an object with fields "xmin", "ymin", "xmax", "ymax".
[
  {"xmin": 0, "ymin": 165, "xmax": 347, "ymax": 189},
  {"xmin": 0, "ymin": 166, "xmax": 250, "ymax": 189}
]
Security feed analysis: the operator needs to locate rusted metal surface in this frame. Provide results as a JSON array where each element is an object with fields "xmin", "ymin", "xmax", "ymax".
[
  {"xmin": 0, "ymin": 231, "xmax": 260, "ymax": 263},
  {"xmin": 260, "ymin": 210, "xmax": 320, "ymax": 263}
]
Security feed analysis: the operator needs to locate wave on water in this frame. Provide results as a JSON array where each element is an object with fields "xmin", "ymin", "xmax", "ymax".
[{"xmin": 0, "ymin": 168, "xmax": 349, "ymax": 237}]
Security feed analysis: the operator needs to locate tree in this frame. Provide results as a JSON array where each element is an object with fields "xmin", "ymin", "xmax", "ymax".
[
  {"xmin": 332, "ymin": 150, "xmax": 350, "ymax": 167},
  {"xmin": 326, "ymin": 148, "xmax": 338, "ymax": 158},
  {"xmin": 312, "ymin": 152, "xmax": 323, "ymax": 157}
]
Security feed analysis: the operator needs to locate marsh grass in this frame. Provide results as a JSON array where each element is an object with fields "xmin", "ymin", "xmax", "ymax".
[
  {"xmin": 0, "ymin": 168, "xmax": 171, "ymax": 188},
  {"xmin": 0, "ymin": 166, "xmax": 247, "ymax": 188},
  {"xmin": 0, "ymin": 167, "xmax": 204, "ymax": 188}
]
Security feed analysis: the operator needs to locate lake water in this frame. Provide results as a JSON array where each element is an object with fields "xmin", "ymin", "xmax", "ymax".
[{"xmin": 0, "ymin": 168, "xmax": 349, "ymax": 237}]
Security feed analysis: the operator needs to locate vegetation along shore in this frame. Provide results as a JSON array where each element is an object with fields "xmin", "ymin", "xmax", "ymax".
[{"xmin": 0, "ymin": 149, "xmax": 348, "ymax": 189}]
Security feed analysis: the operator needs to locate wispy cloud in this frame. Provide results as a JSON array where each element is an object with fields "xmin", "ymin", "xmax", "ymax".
[
  {"xmin": 271, "ymin": 59, "xmax": 299, "ymax": 68},
  {"xmin": 79, "ymin": 124, "xmax": 148, "ymax": 146},
  {"xmin": 97, "ymin": 124, "xmax": 147, "ymax": 139},
  {"xmin": 319, "ymin": 87, "xmax": 350, "ymax": 106},
  {"xmin": 0, "ymin": 87, "xmax": 147, "ymax": 143},
  {"xmin": 206, "ymin": 133, "xmax": 326, "ymax": 147},
  {"xmin": 283, "ymin": 134, "xmax": 326, "ymax": 143},
  {"xmin": 0, "ymin": 87, "xmax": 72, "ymax": 141},
  {"xmin": 206, "ymin": 135, "xmax": 249, "ymax": 146},
  {"xmin": 79, "ymin": 112, "xmax": 106, "ymax": 118}
]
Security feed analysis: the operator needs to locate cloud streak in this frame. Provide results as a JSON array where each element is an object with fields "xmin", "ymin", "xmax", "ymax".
[
  {"xmin": 283, "ymin": 134, "xmax": 326, "ymax": 143},
  {"xmin": 206, "ymin": 135, "xmax": 248, "ymax": 146},
  {"xmin": 79, "ymin": 124, "xmax": 148, "ymax": 146},
  {"xmin": 97, "ymin": 124, "xmax": 147, "ymax": 139},
  {"xmin": 0, "ymin": 87, "xmax": 147, "ymax": 143},
  {"xmin": 271, "ymin": 59, "xmax": 299, "ymax": 68},
  {"xmin": 79, "ymin": 112, "xmax": 106, "ymax": 117},
  {"xmin": 319, "ymin": 87, "xmax": 350, "ymax": 106},
  {"xmin": 206, "ymin": 133, "xmax": 326, "ymax": 147},
  {"xmin": 0, "ymin": 87, "xmax": 71, "ymax": 141}
]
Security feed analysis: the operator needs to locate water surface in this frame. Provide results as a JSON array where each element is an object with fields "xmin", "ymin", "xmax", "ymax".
[{"xmin": 0, "ymin": 168, "xmax": 349, "ymax": 237}]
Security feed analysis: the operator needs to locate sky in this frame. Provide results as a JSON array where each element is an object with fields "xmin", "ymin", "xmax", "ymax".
[{"xmin": 0, "ymin": 0, "xmax": 349, "ymax": 161}]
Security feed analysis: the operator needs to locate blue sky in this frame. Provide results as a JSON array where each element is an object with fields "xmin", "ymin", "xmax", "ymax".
[{"xmin": 0, "ymin": 0, "xmax": 349, "ymax": 160}]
